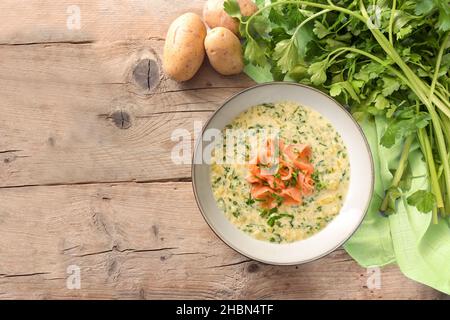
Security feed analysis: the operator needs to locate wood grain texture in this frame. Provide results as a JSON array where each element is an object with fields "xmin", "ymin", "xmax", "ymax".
[
  {"xmin": 0, "ymin": 40, "xmax": 252, "ymax": 187},
  {"xmin": 0, "ymin": 183, "xmax": 442, "ymax": 299},
  {"xmin": 0, "ymin": 0, "xmax": 444, "ymax": 299},
  {"xmin": 1, "ymin": 0, "xmax": 204, "ymax": 44}
]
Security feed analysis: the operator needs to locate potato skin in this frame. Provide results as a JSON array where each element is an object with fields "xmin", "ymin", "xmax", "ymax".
[
  {"xmin": 163, "ymin": 13, "xmax": 207, "ymax": 82},
  {"xmin": 238, "ymin": 0, "xmax": 259, "ymax": 16},
  {"xmin": 205, "ymin": 27, "xmax": 244, "ymax": 76},
  {"xmin": 203, "ymin": 0, "xmax": 258, "ymax": 35}
]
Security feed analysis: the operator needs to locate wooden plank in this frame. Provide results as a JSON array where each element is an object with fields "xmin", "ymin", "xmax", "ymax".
[
  {"xmin": 0, "ymin": 0, "xmax": 442, "ymax": 300},
  {"xmin": 1, "ymin": 0, "xmax": 205, "ymax": 44},
  {"xmin": 0, "ymin": 40, "xmax": 253, "ymax": 187},
  {"xmin": 0, "ymin": 182, "xmax": 441, "ymax": 299}
]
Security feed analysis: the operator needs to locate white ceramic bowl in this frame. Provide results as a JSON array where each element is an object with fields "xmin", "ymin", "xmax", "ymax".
[{"xmin": 192, "ymin": 82, "xmax": 374, "ymax": 265}]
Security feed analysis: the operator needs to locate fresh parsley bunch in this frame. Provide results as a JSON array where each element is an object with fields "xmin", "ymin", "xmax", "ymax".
[{"xmin": 225, "ymin": 0, "xmax": 450, "ymax": 221}]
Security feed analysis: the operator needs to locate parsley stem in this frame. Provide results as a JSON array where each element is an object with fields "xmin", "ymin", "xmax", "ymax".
[
  {"xmin": 439, "ymin": 166, "xmax": 449, "ymax": 218},
  {"xmin": 429, "ymin": 32, "xmax": 449, "ymax": 102},
  {"xmin": 419, "ymin": 128, "xmax": 445, "ymax": 210},
  {"xmin": 432, "ymin": 207, "xmax": 439, "ymax": 225},
  {"xmin": 380, "ymin": 135, "xmax": 413, "ymax": 213},
  {"xmin": 440, "ymin": 111, "xmax": 450, "ymax": 145},
  {"xmin": 440, "ymin": 114, "xmax": 450, "ymax": 218},
  {"xmin": 388, "ymin": 0, "xmax": 396, "ymax": 46},
  {"xmin": 430, "ymin": 87, "xmax": 450, "ymax": 110},
  {"xmin": 292, "ymin": 9, "xmax": 331, "ymax": 39},
  {"xmin": 326, "ymin": 47, "xmax": 415, "ymax": 92}
]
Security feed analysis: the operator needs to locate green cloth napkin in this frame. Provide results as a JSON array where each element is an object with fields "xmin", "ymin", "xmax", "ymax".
[{"xmin": 344, "ymin": 116, "xmax": 450, "ymax": 295}]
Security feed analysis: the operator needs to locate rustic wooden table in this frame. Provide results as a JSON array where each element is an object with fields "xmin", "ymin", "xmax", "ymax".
[{"xmin": 0, "ymin": 0, "xmax": 444, "ymax": 299}]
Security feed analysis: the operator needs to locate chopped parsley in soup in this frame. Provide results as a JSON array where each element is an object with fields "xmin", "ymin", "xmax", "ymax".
[{"xmin": 210, "ymin": 101, "xmax": 350, "ymax": 243}]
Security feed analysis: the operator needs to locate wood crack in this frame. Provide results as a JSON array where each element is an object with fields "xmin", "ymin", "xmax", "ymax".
[
  {"xmin": 0, "ymin": 177, "xmax": 192, "ymax": 189},
  {"xmin": 169, "ymin": 101, "xmax": 217, "ymax": 108},
  {"xmin": 146, "ymin": 59, "xmax": 151, "ymax": 91},
  {"xmin": 73, "ymin": 246, "xmax": 179, "ymax": 257},
  {"xmin": 147, "ymin": 36, "xmax": 165, "ymax": 42},
  {"xmin": 135, "ymin": 109, "xmax": 214, "ymax": 118},
  {"xmin": 153, "ymin": 86, "xmax": 249, "ymax": 95},
  {"xmin": 209, "ymin": 259, "xmax": 253, "ymax": 269},
  {"xmin": 0, "ymin": 38, "xmax": 163, "ymax": 47},
  {"xmin": 0, "ymin": 40, "xmax": 95, "ymax": 46},
  {"xmin": 331, "ymin": 256, "xmax": 355, "ymax": 264},
  {"xmin": 172, "ymin": 252, "xmax": 207, "ymax": 256},
  {"xmin": 62, "ymin": 245, "xmax": 81, "ymax": 253},
  {"xmin": 0, "ymin": 272, "xmax": 50, "ymax": 278},
  {"xmin": 134, "ymin": 177, "xmax": 192, "ymax": 183},
  {"xmin": 0, "ymin": 150, "xmax": 23, "ymax": 154}
]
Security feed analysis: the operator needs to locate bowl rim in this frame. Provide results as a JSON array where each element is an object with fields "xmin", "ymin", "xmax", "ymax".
[{"xmin": 191, "ymin": 81, "xmax": 374, "ymax": 265}]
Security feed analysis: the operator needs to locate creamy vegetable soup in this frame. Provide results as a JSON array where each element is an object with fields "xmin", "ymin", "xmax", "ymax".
[{"xmin": 210, "ymin": 101, "xmax": 350, "ymax": 243}]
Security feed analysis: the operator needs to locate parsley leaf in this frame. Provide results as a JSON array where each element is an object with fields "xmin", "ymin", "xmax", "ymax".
[
  {"xmin": 407, "ymin": 190, "xmax": 436, "ymax": 213},
  {"xmin": 245, "ymin": 39, "xmax": 266, "ymax": 66},
  {"xmin": 308, "ymin": 60, "xmax": 328, "ymax": 85},
  {"xmin": 267, "ymin": 213, "xmax": 294, "ymax": 227},
  {"xmin": 249, "ymin": 15, "xmax": 272, "ymax": 40},
  {"xmin": 223, "ymin": 0, "xmax": 241, "ymax": 19},
  {"xmin": 354, "ymin": 62, "xmax": 385, "ymax": 82},
  {"xmin": 436, "ymin": 1, "xmax": 450, "ymax": 31},
  {"xmin": 374, "ymin": 94, "xmax": 390, "ymax": 110},
  {"xmin": 415, "ymin": 0, "xmax": 435, "ymax": 15},
  {"xmin": 273, "ymin": 19, "xmax": 313, "ymax": 73},
  {"xmin": 416, "ymin": 0, "xmax": 450, "ymax": 31},
  {"xmin": 381, "ymin": 77, "xmax": 401, "ymax": 97},
  {"xmin": 259, "ymin": 207, "xmax": 278, "ymax": 218},
  {"xmin": 313, "ymin": 21, "xmax": 331, "ymax": 39},
  {"xmin": 273, "ymin": 39, "xmax": 298, "ymax": 73},
  {"xmin": 381, "ymin": 113, "xmax": 431, "ymax": 148},
  {"xmin": 246, "ymin": 196, "xmax": 255, "ymax": 206}
]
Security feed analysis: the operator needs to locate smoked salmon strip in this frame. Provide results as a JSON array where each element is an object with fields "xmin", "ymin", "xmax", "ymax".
[{"xmin": 246, "ymin": 138, "xmax": 315, "ymax": 208}]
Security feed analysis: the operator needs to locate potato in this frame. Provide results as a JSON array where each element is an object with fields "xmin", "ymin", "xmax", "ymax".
[
  {"xmin": 238, "ymin": 0, "xmax": 259, "ymax": 16},
  {"xmin": 205, "ymin": 27, "xmax": 244, "ymax": 76},
  {"xmin": 163, "ymin": 13, "xmax": 207, "ymax": 82},
  {"xmin": 203, "ymin": 0, "xmax": 258, "ymax": 35}
]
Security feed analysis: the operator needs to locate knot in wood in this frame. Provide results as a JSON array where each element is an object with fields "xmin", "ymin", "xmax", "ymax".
[
  {"xmin": 110, "ymin": 111, "xmax": 131, "ymax": 129},
  {"xmin": 132, "ymin": 58, "xmax": 160, "ymax": 93}
]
